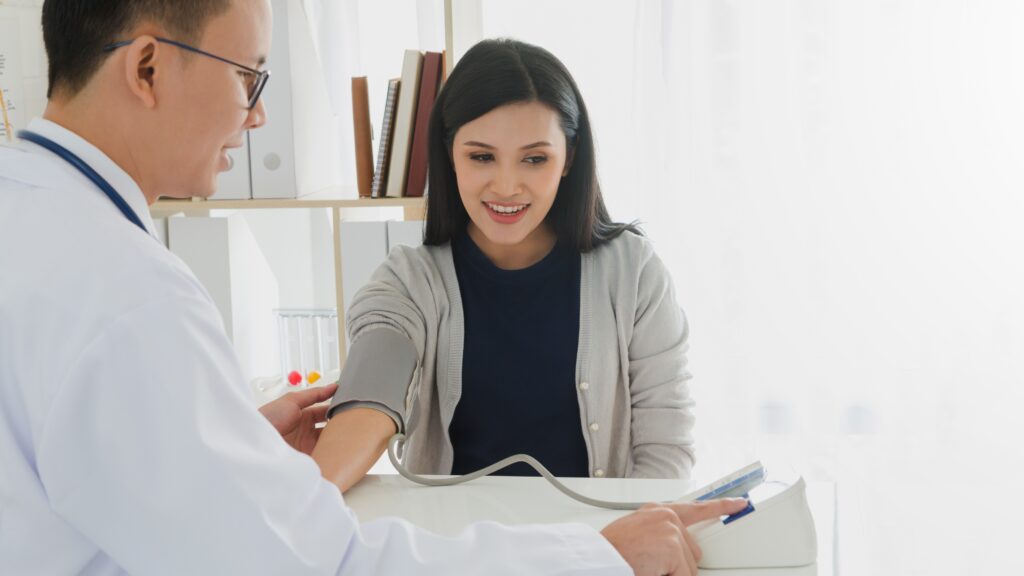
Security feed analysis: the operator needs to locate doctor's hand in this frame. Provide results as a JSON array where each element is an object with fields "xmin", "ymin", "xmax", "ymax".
[
  {"xmin": 258, "ymin": 383, "xmax": 338, "ymax": 456},
  {"xmin": 600, "ymin": 497, "xmax": 748, "ymax": 576}
]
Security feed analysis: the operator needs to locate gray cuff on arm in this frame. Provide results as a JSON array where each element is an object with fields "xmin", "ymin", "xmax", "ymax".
[
  {"xmin": 330, "ymin": 400, "xmax": 404, "ymax": 435},
  {"xmin": 326, "ymin": 328, "xmax": 418, "ymax": 434}
]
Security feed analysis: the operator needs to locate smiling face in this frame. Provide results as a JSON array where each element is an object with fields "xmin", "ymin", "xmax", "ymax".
[
  {"xmin": 156, "ymin": 0, "xmax": 271, "ymax": 198},
  {"xmin": 452, "ymin": 100, "xmax": 571, "ymax": 269}
]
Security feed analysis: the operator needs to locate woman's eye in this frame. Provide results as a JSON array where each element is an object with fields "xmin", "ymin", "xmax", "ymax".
[
  {"xmin": 470, "ymin": 153, "xmax": 494, "ymax": 163},
  {"xmin": 524, "ymin": 156, "xmax": 548, "ymax": 165}
]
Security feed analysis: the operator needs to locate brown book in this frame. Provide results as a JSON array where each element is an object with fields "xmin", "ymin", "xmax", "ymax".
[
  {"xmin": 351, "ymin": 77, "xmax": 374, "ymax": 198},
  {"xmin": 404, "ymin": 52, "xmax": 443, "ymax": 198}
]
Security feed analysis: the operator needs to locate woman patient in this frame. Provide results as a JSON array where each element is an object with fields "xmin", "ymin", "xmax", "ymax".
[{"xmin": 312, "ymin": 38, "xmax": 694, "ymax": 491}]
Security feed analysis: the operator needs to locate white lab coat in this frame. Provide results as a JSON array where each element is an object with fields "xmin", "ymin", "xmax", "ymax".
[{"xmin": 0, "ymin": 118, "xmax": 630, "ymax": 575}]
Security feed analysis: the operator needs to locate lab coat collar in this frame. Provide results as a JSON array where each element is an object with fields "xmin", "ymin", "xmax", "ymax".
[{"xmin": 22, "ymin": 118, "xmax": 159, "ymax": 239}]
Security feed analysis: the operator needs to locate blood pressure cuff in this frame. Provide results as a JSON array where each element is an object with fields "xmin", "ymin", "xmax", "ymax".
[{"xmin": 326, "ymin": 328, "xmax": 417, "ymax": 434}]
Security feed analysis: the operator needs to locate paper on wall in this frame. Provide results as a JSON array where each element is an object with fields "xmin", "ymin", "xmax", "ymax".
[{"xmin": 0, "ymin": 16, "xmax": 26, "ymax": 143}]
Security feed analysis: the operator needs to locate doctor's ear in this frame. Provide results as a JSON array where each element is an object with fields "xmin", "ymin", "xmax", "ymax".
[{"xmin": 122, "ymin": 36, "xmax": 160, "ymax": 109}]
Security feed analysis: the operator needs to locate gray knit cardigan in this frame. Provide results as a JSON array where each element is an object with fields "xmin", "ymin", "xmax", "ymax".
[{"xmin": 328, "ymin": 230, "xmax": 695, "ymax": 479}]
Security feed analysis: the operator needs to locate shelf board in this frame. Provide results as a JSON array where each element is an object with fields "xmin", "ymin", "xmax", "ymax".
[{"xmin": 150, "ymin": 188, "xmax": 426, "ymax": 217}]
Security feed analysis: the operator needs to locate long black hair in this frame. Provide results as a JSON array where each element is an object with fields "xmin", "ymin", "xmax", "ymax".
[{"xmin": 423, "ymin": 38, "xmax": 640, "ymax": 252}]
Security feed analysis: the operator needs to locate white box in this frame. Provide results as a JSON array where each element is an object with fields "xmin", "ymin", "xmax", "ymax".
[
  {"xmin": 339, "ymin": 221, "xmax": 388, "ymax": 322},
  {"xmin": 386, "ymin": 220, "xmax": 424, "ymax": 251},
  {"xmin": 168, "ymin": 215, "xmax": 280, "ymax": 381},
  {"xmin": 248, "ymin": 0, "xmax": 342, "ymax": 199},
  {"xmin": 339, "ymin": 220, "xmax": 424, "ymax": 316}
]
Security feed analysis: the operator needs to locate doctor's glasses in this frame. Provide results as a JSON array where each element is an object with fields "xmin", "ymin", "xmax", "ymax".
[{"xmin": 103, "ymin": 37, "xmax": 270, "ymax": 110}]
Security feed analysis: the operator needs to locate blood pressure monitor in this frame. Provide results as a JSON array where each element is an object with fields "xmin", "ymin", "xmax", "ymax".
[{"xmin": 685, "ymin": 463, "xmax": 818, "ymax": 569}]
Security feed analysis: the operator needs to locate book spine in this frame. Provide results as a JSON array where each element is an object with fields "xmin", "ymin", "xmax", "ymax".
[
  {"xmin": 385, "ymin": 50, "xmax": 425, "ymax": 198},
  {"xmin": 440, "ymin": 50, "xmax": 448, "ymax": 88},
  {"xmin": 370, "ymin": 79, "xmax": 400, "ymax": 198},
  {"xmin": 351, "ymin": 77, "xmax": 374, "ymax": 198},
  {"xmin": 404, "ymin": 52, "xmax": 443, "ymax": 198}
]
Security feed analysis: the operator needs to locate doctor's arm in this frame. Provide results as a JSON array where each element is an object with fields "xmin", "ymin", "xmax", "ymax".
[{"xmin": 627, "ymin": 249, "xmax": 696, "ymax": 478}]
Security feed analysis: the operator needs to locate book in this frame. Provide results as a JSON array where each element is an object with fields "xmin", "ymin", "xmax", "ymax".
[
  {"xmin": 404, "ymin": 51, "xmax": 443, "ymax": 198},
  {"xmin": 440, "ymin": 50, "xmax": 448, "ymax": 88},
  {"xmin": 351, "ymin": 76, "xmax": 374, "ymax": 198},
  {"xmin": 384, "ymin": 50, "xmax": 425, "ymax": 198},
  {"xmin": 370, "ymin": 78, "xmax": 400, "ymax": 198}
]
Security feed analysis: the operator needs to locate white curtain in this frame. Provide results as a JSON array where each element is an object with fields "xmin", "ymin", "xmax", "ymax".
[
  {"xmin": 312, "ymin": 2, "xmax": 1024, "ymax": 571},
  {"xmin": 630, "ymin": 4, "xmax": 1024, "ymax": 572}
]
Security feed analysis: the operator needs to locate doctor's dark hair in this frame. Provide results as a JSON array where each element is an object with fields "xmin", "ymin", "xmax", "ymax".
[
  {"xmin": 423, "ymin": 38, "xmax": 640, "ymax": 252},
  {"xmin": 42, "ymin": 0, "xmax": 231, "ymax": 98}
]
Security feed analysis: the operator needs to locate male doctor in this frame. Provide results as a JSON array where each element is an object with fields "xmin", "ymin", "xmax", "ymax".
[{"xmin": 0, "ymin": 0, "xmax": 746, "ymax": 574}]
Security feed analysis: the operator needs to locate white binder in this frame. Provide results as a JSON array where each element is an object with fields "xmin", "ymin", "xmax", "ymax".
[{"xmin": 248, "ymin": 0, "xmax": 342, "ymax": 199}]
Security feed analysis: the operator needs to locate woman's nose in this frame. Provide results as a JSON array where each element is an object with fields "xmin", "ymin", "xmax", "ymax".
[{"xmin": 492, "ymin": 170, "xmax": 520, "ymax": 198}]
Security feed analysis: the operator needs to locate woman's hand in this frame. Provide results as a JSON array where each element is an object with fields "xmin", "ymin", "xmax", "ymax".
[{"xmin": 258, "ymin": 383, "xmax": 338, "ymax": 456}]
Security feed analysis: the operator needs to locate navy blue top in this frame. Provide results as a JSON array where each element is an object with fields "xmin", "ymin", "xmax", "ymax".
[{"xmin": 448, "ymin": 231, "xmax": 589, "ymax": 477}]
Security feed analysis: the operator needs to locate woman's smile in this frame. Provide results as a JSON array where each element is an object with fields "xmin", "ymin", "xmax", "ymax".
[{"xmin": 483, "ymin": 201, "xmax": 531, "ymax": 223}]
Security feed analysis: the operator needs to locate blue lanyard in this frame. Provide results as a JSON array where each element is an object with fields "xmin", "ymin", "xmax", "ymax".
[{"xmin": 17, "ymin": 130, "xmax": 149, "ymax": 235}]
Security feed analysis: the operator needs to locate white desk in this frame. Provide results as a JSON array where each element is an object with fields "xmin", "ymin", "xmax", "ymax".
[{"xmin": 345, "ymin": 475, "xmax": 835, "ymax": 576}]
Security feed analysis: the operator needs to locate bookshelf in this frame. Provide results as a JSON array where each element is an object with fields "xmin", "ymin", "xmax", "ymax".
[
  {"xmin": 150, "ymin": 189, "xmax": 426, "ymax": 219},
  {"xmin": 151, "ymin": 193, "xmax": 427, "ymax": 369}
]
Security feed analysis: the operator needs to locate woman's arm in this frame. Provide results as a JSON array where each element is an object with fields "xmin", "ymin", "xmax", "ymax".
[
  {"xmin": 314, "ymin": 245, "xmax": 438, "ymax": 490},
  {"xmin": 311, "ymin": 407, "xmax": 397, "ymax": 492},
  {"xmin": 628, "ymin": 248, "xmax": 696, "ymax": 478}
]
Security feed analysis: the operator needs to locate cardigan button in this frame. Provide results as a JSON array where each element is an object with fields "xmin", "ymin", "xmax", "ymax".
[
  {"xmin": 589, "ymin": 422, "xmax": 600, "ymax": 432},
  {"xmin": 594, "ymin": 469, "xmax": 605, "ymax": 478},
  {"xmin": 579, "ymin": 381, "xmax": 590, "ymax": 391}
]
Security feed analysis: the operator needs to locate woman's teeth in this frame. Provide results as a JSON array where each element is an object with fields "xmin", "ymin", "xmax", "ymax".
[{"xmin": 486, "ymin": 203, "xmax": 528, "ymax": 214}]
